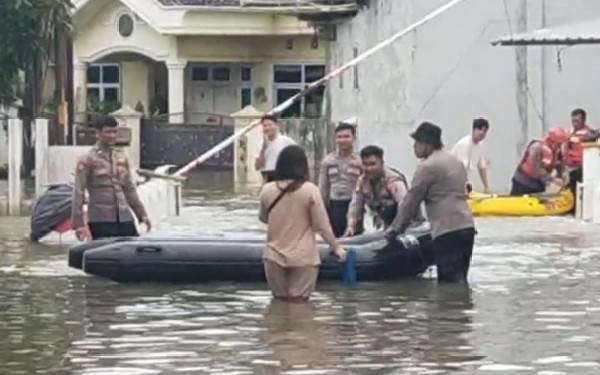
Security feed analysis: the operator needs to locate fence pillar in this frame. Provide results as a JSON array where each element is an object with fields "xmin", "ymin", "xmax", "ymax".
[
  {"xmin": 167, "ymin": 181, "xmax": 182, "ymax": 216},
  {"xmin": 112, "ymin": 106, "xmax": 142, "ymax": 175},
  {"xmin": 35, "ymin": 118, "xmax": 50, "ymax": 198},
  {"xmin": 167, "ymin": 61, "xmax": 186, "ymax": 124},
  {"xmin": 8, "ymin": 119, "xmax": 23, "ymax": 216},
  {"xmin": 582, "ymin": 142, "xmax": 600, "ymax": 223},
  {"xmin": 73, "ymin": 61, "xmax": 88, "ymax": 124},
  {"xmin": 230, "ymin": 106, "xmax": 264, "ymax": 185}
]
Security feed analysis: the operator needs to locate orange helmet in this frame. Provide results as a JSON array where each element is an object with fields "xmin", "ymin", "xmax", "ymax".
[{"xmin": 546, "ymin": 126, "xmax": 569, "ymax": 144}]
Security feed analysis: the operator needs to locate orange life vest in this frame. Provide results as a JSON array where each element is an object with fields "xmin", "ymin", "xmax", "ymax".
[
  {"xmin": 518, "ymin": 139, "xmax": 556, "ymax": 180},
  {"xmin": 566, "ymin": 125, "xmax": 592, "ymax": 168}
]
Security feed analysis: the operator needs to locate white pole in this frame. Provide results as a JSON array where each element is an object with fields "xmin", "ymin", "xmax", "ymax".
[
  {"xmin": 35, "ymin": 118, "xmax": 49, "ymax": 198},
  {"xmin": 173, "ymin": 0, "xmax": 473, "ymax": 177},
  {"xmin": 8, "ymin": 119, "xmax": 23, "ymax": 216}
]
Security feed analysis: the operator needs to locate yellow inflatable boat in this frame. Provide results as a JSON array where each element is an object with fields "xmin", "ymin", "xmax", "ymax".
[{"xmin": 468, "ymin": 189, "xmax": 574, "ymax": 217}]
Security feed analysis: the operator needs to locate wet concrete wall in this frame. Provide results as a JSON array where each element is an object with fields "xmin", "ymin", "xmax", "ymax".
[{"xmin": 329, "ymin": 0, "xmax": 600, "ymax": 191}]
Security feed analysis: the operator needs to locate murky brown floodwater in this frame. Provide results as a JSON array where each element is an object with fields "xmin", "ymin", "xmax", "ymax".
[{"xmin": 2, "ymin": 170, "xmax": 600, "ymax": 375}]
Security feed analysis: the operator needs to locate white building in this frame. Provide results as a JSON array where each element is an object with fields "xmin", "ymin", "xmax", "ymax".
[{"xmin": 327, "ymin": 0, "xmax": 600, "ymax": 191}]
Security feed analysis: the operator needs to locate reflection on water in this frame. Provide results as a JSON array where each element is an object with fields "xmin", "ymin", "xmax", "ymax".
[{"xmin": 1, "ymin": 170, "xmax": 600, "ymax": 374}]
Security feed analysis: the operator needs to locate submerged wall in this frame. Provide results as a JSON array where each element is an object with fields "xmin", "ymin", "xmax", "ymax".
[{"xmin": 329, "ymin": 0, "xmax": 600, "ymax": 191}]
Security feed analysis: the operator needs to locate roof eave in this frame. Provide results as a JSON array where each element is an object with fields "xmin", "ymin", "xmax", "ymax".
[
  {"xmin": 492, "ymin": 38, "xmax": 600, "ymax": 46},
  {"xmin": 157, "ymin": 3, "xmax": 358, "ymax": 14}
]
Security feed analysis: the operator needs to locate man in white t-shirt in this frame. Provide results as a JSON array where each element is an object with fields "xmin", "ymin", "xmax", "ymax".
[
  {"xmin": 451, "ymin": 118, "xmax": 491, "ymax": 193},
  {"xmin": 254, "ymin": 115, "xmax": 297, "ymax": 182}
]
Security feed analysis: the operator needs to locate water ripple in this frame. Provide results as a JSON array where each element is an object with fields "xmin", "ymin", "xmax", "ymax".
[{"xmin": 2, "ymin": 172, "xmax": 600, "ymax": 374}]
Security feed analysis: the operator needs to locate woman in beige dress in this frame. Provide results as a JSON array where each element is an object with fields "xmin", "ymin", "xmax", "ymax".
[{"xmin": 259, "ymin": 145, "xmax": 346, "ymax": 302}]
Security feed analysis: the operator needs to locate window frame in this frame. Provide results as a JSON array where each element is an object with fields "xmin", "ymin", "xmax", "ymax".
[
  {"xmin": 87, "ymin": 63, "xmax": 121, "ymax": 103},
  {"xmin": 272, "ymin": 61, "xmax": 326, "ymax": 118},
  {"xmin": 189, "ymin": 63, "xmax": 233, "ymax": 86}
]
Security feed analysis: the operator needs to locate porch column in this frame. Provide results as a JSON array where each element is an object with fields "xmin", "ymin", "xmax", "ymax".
[
  {"xmin": 73, "ymin": 61, "xmax": 88, "ymax": 124},
  {"xmin": 167, "ymin": 61, "xmax": 186, "ymax": 123}
]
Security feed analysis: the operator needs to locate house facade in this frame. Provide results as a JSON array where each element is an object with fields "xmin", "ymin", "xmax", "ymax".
[{"xmin": 71, "ymin": 0, "xmax": 341, "ymax": 124}]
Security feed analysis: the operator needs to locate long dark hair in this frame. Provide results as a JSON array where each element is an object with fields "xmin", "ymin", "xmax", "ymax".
[{"xmin": 274, "ymin": 145, "xmax": 309, "ymax": 191}]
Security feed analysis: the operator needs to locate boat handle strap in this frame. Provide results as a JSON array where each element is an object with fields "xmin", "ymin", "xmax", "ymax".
[{"xmin": 136, "ymin": 246, "xmax": 162, "ymax": 253}]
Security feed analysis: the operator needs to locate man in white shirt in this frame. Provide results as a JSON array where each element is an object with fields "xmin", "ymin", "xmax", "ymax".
[
  {"xmin": 451, "ymin": 118, "xmax": 491, "ymax": 193},
  {"xmin": 254, "ymin": 114, "xmax": 297, "ymax": 182}
]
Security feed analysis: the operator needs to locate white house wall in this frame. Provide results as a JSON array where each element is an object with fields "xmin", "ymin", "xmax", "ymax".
[
  {"xmin": 179, "ymin": 35, "xmax": 326, "ymax": 114},
  {"xmin": 328, "ymin": 0, "xmax": 415, "ymax": 180},
  {"xmin": 120, "ymin": 0, "xmax": 186, "ymax": 31},
  {"xmin": 74, "ymin": 0, "xmax": 175, "ymax": 63},
  {"xmin": 178, "ymin": 35, "xmax": 325, "ymax": 62},
  {"xmin": 329, "ymin": 0, "xmax": 600, "ymax": 191},
  {"xmin": 121, "ymin": 61, "xmax": 151, "ymax": 113},
  {"xmin": 178, "ymin": 12, "xmax": 314, "ymax": 35}
]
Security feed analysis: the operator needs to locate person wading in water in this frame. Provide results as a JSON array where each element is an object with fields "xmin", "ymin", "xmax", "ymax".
[
  {"xmin": 385, "ymin": 122, "xmax": 476, "ymax": 284},
  {"xmin": 259, "ymin": 145, "xmax": 346, "ymax": 302},
  {"xmin": 72, "ymin": 115, "xmax": 151, "ymax": 241}
]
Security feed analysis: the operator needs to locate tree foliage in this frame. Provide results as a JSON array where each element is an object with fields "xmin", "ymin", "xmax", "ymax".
[{"xmin": 0, "ymin": 0, "xmax": 72, "ymax": 108}]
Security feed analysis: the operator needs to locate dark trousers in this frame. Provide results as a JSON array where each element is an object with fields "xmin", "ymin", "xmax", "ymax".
[
  {"xmin": 88, "ymin": 221, "xmax": 139, "ymax": 240},
  {"xmin": 567, "ymin": 168, "xmax": 582, "ymax": 214},
  {"xmin": 328, "ymin": 199, "xmax": 363, "ymax": 237},
  {"xmin": 510, "ymin": 178, "xmax": 544, "ymax": 196},
  {"xmin": 433, "ymin": 227, "xmax": 476, "ymax": 283},
  {"xmin": 262, "ymin": 171, "xmax": 275, "ymax": 183}
]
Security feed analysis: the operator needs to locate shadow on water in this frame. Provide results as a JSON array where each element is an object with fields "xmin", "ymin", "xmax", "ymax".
[{"xmin": 2, "ymin": 171, "xmax": 600, "ymax": 374}]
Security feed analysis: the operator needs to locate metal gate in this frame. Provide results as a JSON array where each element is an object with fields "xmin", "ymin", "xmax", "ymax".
[{"xmin": 140, "ymin": 120, "xmax": 234, "ymax": 170}]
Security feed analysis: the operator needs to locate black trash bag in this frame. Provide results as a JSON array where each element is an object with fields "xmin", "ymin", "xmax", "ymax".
[{"xmin": 29, "ymin": 183, "xmax": 74, "ymax": 242}]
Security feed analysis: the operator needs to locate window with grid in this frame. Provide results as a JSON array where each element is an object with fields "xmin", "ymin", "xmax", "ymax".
[
  {"xmin": 87, "ymin": 64, "xmax": 121, "ymax": 103},
  {"xmin": 273, "ymin": 63, "xmax": 325, "ymax": 118},
  {"xmin": 189, "ymin": 65, "xmax": 233, "ymax": 84}
]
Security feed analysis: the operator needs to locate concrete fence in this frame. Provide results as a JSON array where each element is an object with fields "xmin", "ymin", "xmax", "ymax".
[
  {"xmin": 5, "ymin": 119, "xmax": 23, "ymax": 216},
  {"xmin": 0, "ymin": 118, "xmax": 7, "ymax": 170},
  {"xmin": 3, "ymin": 105, "xmax": 332, "ymax": 218}
]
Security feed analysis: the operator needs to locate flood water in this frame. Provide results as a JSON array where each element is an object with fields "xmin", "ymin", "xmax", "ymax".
[{"xmin": 1, "ymin": 171, "xmax": 600, "ymax": 375}]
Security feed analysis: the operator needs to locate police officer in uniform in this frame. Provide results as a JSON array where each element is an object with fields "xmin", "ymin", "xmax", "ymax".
[
  {"xmin": 344, "ymin": 145, "xmax": 421, "ymax": 237},
  {"xmin": 72, "ymin": 115, "xmax": 152, "ymax": 241},
  {"xmin": 318, "ymin": 118, "xmax": 363, "ymax": 237}
]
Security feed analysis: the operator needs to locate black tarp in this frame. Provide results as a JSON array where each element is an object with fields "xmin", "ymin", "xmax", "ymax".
[{"xmin": 29, "ymin": 183, "xmax": 74, "ymax": 242}]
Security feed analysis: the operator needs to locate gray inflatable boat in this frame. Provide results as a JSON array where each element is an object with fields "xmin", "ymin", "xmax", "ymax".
[{"xmin": 68, "ymin": 223, "xmax": 434, "ymax": 283}]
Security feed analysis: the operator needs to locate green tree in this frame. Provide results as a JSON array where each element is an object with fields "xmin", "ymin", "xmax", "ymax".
[{"xmin": 0, "ymin": 0, "xmax": 72, "ymax": 108}]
